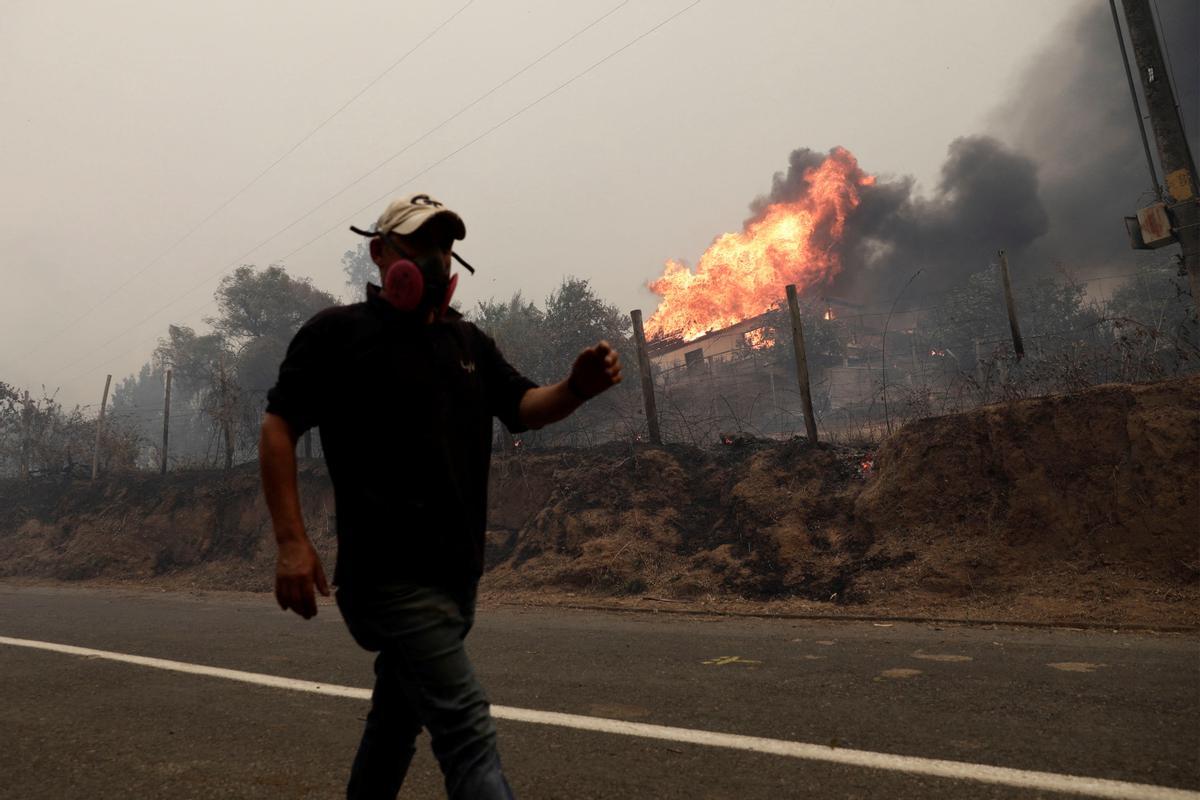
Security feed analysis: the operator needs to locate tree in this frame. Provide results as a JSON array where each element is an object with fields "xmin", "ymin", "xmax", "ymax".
[
  {"xmin": 210, "ymin": 265, "xmax": 337, "ymax": 345},
  {"xmin": 472, "ymin": 293, "xmax": 546, "ymax": 380},
  {"xmin": 541, "ymin": 278, "xmax": 631, "ymax": 384},
  {"xmin": 155, "ymin": 325, "xmax": 229, "ymax": 397},
  {"xmin": 928, "ymin": 265, "xmax": 1101, "ymax": 355},
  {"xmin": 109, "ymin": 363, "xmax": 169, "ymax": 468},
  {"xmin": 153, "ymin": 325, "xmax": 240, "ymax": 469},
  {"xmin": 0, "ymin": 382, "xmax": 140, "ymax": 478},
  {"xmin": 1105, "ymin": 263, "xmax": 1199, "ymax": 373},
  {"xmin": 1107, "ymin": 264, "xmax": 1198, "ymax": 342},
  {"xmin": 342, "ymin": 243, "xmax": 377, "ymax": 301},
  {"xmin": 211, "ymin": 265, "xmax": 339, "ymax": 465}
]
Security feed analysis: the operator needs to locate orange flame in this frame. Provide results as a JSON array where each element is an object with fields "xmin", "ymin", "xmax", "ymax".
[{"xmin": 646, "ymin": 147, "xmax": 873, "ymax": 341}]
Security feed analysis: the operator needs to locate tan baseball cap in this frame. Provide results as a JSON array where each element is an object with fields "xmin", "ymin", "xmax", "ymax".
[{"xmin": 375, "ymin": 193, "xmax": 466, "ymax": 240}]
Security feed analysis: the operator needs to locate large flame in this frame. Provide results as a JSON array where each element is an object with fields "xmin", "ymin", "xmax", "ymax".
[{"xmin": 646, "ymin": 147, "xmax": 873, "ymax": 341}]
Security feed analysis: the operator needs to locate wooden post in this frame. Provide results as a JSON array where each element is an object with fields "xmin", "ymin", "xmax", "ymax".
[
  {"xmin": 91, "ymin": 374, "xmax": 111, "ymax": 480},
  {"xmin": 629, "ymin": 310, "xmax": 662, "ymax": 445},
  {"xmin": 161, "ymin": 369, "xmax": 172, "ymax": 475},
  {"xmin": 218, "ymin": 354, "xmax": 234, "ymax": 471},
  {"xmin": 304, "ymin": 429, "xmax": 313, "ymax": 459},
  {"xmin": 785, "ymin": 285, "xmax": 819, "ymax": 444},
  {"xmin": 974, "ymin": 339, "xmax": 985, "ymax": 384},
  {"xmin": 998, "ymin": 250, "xmax": 1025, "ymax": 360},
  {"xmin": 19, "ymin": 390, "xmax": 31, "ymax": 480}
]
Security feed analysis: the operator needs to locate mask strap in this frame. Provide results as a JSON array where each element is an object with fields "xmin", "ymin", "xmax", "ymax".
[
  {"xmin": 348, "ymin": 225, "xmax": 476, "ymax": 274},
  {"xmin": 451, "ymin": 251, "xmax": 476, "ymax": 275}
]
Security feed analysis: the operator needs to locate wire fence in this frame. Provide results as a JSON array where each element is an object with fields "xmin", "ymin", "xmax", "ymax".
[{"xmin": 2, "ymin": 264, "xmax": 1197, "ymax": 478}]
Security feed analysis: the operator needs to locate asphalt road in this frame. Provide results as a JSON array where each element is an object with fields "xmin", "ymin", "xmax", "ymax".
[{"xmin": 0, "ymin": 583, "xmax": 1196, "ymax": 799}]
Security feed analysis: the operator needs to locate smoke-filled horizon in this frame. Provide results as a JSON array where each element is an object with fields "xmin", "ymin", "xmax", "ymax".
[
  {"xmin": 5, "ymin": 1, "xmax": 1195, "ymax": 403},
  {"xmin": 658, "ymin": 0, "xmax": 1198, "ymax": 316}
]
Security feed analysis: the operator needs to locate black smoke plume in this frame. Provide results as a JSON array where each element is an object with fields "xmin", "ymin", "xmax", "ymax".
[{"xmin": 748, "ymin": 0, "xmax": 1198, "ymax": 307}]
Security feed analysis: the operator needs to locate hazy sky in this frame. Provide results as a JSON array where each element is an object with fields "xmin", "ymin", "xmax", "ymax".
[{"xmin": 0, "ymin": 0, "xmax": 1159, "ymax": 405}]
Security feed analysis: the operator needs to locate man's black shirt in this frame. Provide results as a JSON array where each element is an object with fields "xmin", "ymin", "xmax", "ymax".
[{"xmin": 265, "ymin": 284, "xmax": 537, "ymax": 590}]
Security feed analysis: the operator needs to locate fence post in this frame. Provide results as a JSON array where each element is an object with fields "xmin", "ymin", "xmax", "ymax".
[
  {"xmin": 785, "ymin": 285, "xmax": 819, "ymax": 444},
  {"xmin": 161, "ymin": 369, "xmax": 172, "ymax": 475},
  {"xmin": 91, "ymin": 374, "xmax": 112, "ymax": 480},
  {"xmin": 998, "ymin": 249, "xmax": 1025, "ymax": 360},
  {"xmin": 20, "ymin": 390, "xmax": 31, "ymax": 480},
  {"xmin": 629, "ymin": 310, "xmax": 662, "ymax": 444},
  {"xmin": 304, "ymin": 429, "xmax": 313, "ymax": 459},
  {"xmin": 218, "ymin": 354, "xmax": 234, "ymax": 471}
]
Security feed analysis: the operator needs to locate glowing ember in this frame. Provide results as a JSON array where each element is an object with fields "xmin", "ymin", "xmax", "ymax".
[
  {"xmin": 646, "ymin": 147, "xmax": 873, "ymax": 341},
  {"xmin": 859, "ymin": 453, "xmax": 875, "ymax": 477}
]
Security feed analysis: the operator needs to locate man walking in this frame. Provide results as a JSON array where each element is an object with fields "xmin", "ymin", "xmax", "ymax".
[{"xmin": 259, "ymin": 193, "xmax": 622, "ymax": 798}]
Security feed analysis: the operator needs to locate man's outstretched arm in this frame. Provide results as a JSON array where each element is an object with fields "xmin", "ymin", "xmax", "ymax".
[
  {"xmin": 519, "ymin": 341, "xmax": 623, "ymax": 430},
  {"xmin": 259, "ymin": 412, "xmax": 328, "ymax": 619}
]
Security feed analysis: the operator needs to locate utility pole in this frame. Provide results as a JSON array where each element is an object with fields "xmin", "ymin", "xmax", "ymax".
[
  {"xmin": 1108, "ymin": 0, "xmax": 1161, "ymax": 197},
  {"xmin": 1120, "ymin": 0, "xmax": 1200, "ymax": 317},
  {"xmin": 91, "ymin": 374, "xmax": 111, "ymax": 480}
]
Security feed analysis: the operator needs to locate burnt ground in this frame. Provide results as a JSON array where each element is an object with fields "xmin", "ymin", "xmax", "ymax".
[{"xmin": 1, "ymin": 376, "xmax": 1197, "ymax": 627}]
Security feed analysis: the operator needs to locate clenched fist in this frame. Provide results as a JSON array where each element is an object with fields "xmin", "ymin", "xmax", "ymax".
[{"xmin": 568, "ymin": 341, "xmax": 623, "ymax": 400}]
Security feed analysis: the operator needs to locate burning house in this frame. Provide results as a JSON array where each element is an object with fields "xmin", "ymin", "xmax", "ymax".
[
  {"xmin": 639, "ymin": 147, "xmax": 876, "ymax": 420},
  {"xmin": 646, "ymin": 311, "xmax": 775, "ymax": 379}
]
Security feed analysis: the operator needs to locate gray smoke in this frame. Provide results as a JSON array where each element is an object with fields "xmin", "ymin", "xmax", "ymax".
[
  {"xmin": 997, "ymin": 0, "xmax": 1198, "ymax": 273},
  {"xmin": 748, "ymin": 0, "xmax": 1198, "ymax": 307},
  {"xmin": 749, "ymin": 136, "xmax": 1049, "ymax": 303}
]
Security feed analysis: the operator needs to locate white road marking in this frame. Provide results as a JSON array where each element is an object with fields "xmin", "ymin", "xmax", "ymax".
[{"xmin": 1, "ymin": 635, "xmax": 1195, "ymax": 800}]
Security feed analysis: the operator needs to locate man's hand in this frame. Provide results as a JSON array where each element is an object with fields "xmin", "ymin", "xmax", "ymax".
[
  {"xmin": 275, "ymin": 538, "xmax": 330, "ymax": 620},
  {"xmin": 518, "ymin": 341, "xmax": 623, "ymax": 429},
  {"xmin": 568, "ymin": 340, "xmax": 623, "ymax": 400}
]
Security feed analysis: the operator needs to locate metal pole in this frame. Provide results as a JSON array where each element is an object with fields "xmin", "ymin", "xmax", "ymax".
[
  {"xmin": 161, "ymin": 369, "xmax": 172, "ymax": 475},
  {"xmin": 1109, "ymin": 0, "xmax": 1162, "ymax": 197},
  {"xmin": 629, "ymin": 310, "xmax": 662, "ymax": 445},
  {"xmin": 785, "ymin": 285, "xmax": 819, "ymax": 444},
  {"xmin": 91, "ymin": 374, "xmax": 111, "ymax": 480},
  {"xmin": 998, "ymin": 250, "xmax": 1025, "ymax": 360},
  {"xmin": 1122, "ymin": 0, "xmax": 1200, "ymax": 318}
]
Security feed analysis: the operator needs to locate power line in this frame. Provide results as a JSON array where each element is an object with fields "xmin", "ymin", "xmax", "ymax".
[
  {"xmin": 46, "ymin": 2, "xmax": 637, "ymax": 386},
  {"xmin": 236, "ymin": 1, "xmax": 631, "ymax": 261},
  {"xmin": 43, "ymin": 1, "xmax": 702, "ymax": 387},
  {"xmin": 277, "ymin": 1, "xmax": 704, "ymax": 266},
  {"xmin": 13, "ymin": 0, "xmax": 476, "ymax": 365}
]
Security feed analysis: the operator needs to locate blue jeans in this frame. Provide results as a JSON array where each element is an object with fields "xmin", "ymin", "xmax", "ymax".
[{"xmin": 336, "ymin": 582, "xmax": 515, "ymax": 800}]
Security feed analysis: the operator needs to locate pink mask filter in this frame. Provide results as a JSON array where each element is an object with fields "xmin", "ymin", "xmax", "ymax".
[{"xmin": 381, "ymin": 258, "xmax": 426, "ymax": 311}]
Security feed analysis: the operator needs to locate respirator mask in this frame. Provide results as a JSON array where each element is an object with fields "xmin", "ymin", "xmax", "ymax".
[{"xmin": 350, "ymin": 225, "xmax": 476, "ymax": 320}]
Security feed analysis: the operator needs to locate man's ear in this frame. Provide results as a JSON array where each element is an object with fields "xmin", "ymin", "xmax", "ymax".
[{"xmin": 369, "ymin": 238, "xmax": 385, "ymax": 266}]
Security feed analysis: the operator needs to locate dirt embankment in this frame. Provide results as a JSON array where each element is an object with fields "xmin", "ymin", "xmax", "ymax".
[{"xmin": 1, "ymin": 377, "xmax": 1196, "ymax": 625}]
